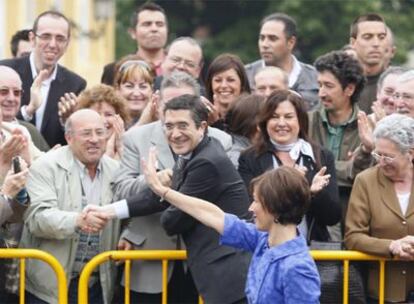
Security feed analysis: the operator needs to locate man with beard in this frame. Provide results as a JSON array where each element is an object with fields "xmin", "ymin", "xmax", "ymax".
[
  {"xmin": 309, "ymin": 51, "xmax": 369, "ymax": 239},
  {"xmin": 101, "ymin": 2, "xmax": 168, "ymax": 85},
  {"xmin": 350, "ymin": 13, "xmax": 392, "ymax": 114},
  {"xmin": 245, "ymin": 13, "xmax": 319, "ymax": 111}
]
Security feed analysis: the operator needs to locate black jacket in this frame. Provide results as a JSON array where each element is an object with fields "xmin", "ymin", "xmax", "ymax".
[
  {"xmin": 0, "ymin": 56, "xmax": 86, "ymax": 147},
  {"xmin": 126, "ymin": 136, "xmax": 251, "ymax": 304},
  {"xmin": 238, "ymin": 143, "xmax": 341, "ymax": 242}
]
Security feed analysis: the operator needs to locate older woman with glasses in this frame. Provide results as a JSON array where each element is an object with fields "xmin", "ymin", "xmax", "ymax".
[{"xmin": 345, "ymin": 113, "xmax": 414, "ymax": 303}]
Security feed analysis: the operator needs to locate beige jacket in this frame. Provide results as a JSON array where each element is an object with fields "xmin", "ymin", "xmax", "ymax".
[
  {"xmin": 20, "ymin": 146, "xmax": 120, "ymax": 304},
  {"xmin": 345, "ymin": 166, "xmax": 414, "ymax": 302}
]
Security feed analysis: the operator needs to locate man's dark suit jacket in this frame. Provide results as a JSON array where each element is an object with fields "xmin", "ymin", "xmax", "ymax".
[
  {"xmin": 0, "ymin": 56, "xmax": 86, "ymax": 147},
  {"xmin": 126, "ymin": 136, "xmax": 251, "ymax": 304}
]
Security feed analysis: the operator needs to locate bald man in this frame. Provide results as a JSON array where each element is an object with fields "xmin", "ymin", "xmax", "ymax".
[
  {"xmin": 254, "ymin": 66, "xmax": 289, "ymax": 98},
  {"xmin": 21, "ymin": 109, "xmax": 120, "ymax": 304},
  {"xmin": 0, "ymin": 65, "xmax": 49, "ymax": 151}
]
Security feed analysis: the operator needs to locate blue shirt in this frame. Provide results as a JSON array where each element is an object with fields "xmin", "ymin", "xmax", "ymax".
[{"xmin": 220, "ymin": 214, "xmax": 320, "ymax": 304}]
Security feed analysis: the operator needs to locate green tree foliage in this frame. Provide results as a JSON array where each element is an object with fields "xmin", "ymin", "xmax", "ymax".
[{"xmin": 116, "ymin": 0, "xmax": 414, "ymax": 66}]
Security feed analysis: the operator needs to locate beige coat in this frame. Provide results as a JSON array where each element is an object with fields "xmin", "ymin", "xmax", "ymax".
[
  {"xmin": 20, "ymin": 146, "xmax": 120, "ymax": 304},
  {"xmin": 345, "ymin": 166, "xmax": 414, "ymax": 302}
]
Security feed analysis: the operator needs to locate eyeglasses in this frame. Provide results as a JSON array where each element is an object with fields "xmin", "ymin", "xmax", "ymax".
[
  {"xmin": 167, "ymin": 56, "xmax": 198, "ymax": 69},
  {"xmin": 392, "ymin": 92, "xmax": 414, "ymax": 102},
  {"xmin": 371, "ymin": 151, "xmax": 398, "ymax": 164},
  {"xmin": 34, "ymin": 33, "xmax": 68, "ymax": 45},
  {"xmin": 119, "ymin": 60, "xmax": 152, "ymax": 73},
  {"xmin": 0, "ymin": 87, "xmax": 23, "ymax": 98},
  {"xmin": 163, "ymin": 122, "xmax": 190, "ymax": 132},
  {"xmin": 382, "ymin": 88, "xmax": 395, "ymax": 97},
  {"xmin": 72, "ymin": 128, "xmax": 107, "ymax": 139}
]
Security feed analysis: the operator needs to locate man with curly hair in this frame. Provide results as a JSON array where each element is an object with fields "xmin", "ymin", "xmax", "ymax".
[{"xmin": 309, "ymin": 50, "xmax": 371, "ymax": 240}]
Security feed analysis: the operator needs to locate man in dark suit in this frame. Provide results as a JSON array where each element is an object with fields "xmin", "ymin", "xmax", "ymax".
[
  {"xmin": 102, "ymin": 94, "xmax": 250, "ymax": 303},
  {"xmin": 159, "ymin": 95, "xmax": 250, "ymax": 304},
  {"xmin": 109, "ymin": 72, "xmax": 231, "ymax": 304},
  {"xmin": 0, "ymin": 10, "xmax": 86, "ymax": 147}
]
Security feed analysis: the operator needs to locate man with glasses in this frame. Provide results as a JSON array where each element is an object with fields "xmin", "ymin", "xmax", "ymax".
[
  {"xmin": 20, "ymin": 109, "xmax": 119, "ymax": 304},
  {"xmin": 154, "ymin": 37, "xmax": 205, "ymax": 94},
  {"xmin": 393, "ymin": 70, "xmax": 414, "ymax": 119},
  {"xmin": 110, "ymin": 71, "xmax": 231, "ymax": 303},
  {"xmin": 0, "ymin": 65, "xmax": 49, "ymax": 152},
  {"xmin": 0, "ymin": 10, "xmax": 86, "ymax": 147},
  {"xmin": 92, "ymin": 95, "xmax": 250, "ymax": 304}
]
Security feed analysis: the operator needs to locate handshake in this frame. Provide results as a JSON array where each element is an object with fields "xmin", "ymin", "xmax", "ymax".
[{"xmin": 76, "ymin": 204, "xmax": 117, "ymax": 234}]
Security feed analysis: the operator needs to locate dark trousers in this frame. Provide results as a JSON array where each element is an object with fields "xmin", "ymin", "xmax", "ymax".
[
  {"xmin": 114, "ymin": 260, "xmax": 198, "ymax": 304},
  {"xmin": 26, "ymin": 276, "xmax": 103, "ymax": 304}
]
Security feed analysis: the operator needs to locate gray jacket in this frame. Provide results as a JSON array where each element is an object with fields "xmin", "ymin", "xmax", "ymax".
[
  {"xmin": 21, "ymin": 146, "xmax": 120, "ymax": 304},
  {"xmin": 245, "ymin": 58, "xmax": 319, "ymax": 110},
  {"xmin": 112, "ymin": 120, "xmax": 232, "ymax": 293}
]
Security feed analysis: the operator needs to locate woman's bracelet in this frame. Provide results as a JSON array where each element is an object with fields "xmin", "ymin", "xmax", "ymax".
[{"xmin": 161, "ymin": 188, "xmax": 170, "ymax": 200}]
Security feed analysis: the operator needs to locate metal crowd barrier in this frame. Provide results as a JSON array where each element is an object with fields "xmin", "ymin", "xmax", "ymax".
[
  {"xmin": 0, "ymin": 248, "xmax": 68, "ymax": 304},
  {"xmin": 78, "ymin": 250, "xmax": 203, "ymax": 304},
  {"xmin": 310, "ymin": 250, "xmax": 387, "ymax": 304},
  {"xmin": 78, "ymin": 250, "xmax": 388, "ymax": 304}
]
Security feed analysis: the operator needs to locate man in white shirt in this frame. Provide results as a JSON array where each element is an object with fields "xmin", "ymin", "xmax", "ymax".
[
  {"xmin": 245, "ymin": 13, "xmax": 319, "ymax": 110},
  {"xmin": 0, "ymin": 10, "xmax": 86, "ymax": 147}
]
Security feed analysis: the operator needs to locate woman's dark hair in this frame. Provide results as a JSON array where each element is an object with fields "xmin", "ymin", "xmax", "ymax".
[
  {"xmin": 205, "ymin": 53, "xmax": 251, "ymax": 102},
  {"xmin": 227, "ymin": 94, "xmax": 264, "ymax": 140},
  {"xmin": 251, "ymin": 166, "xmax": 311, "ymax": 225},
  {"xmin": 253, "ymin": 89, "xmax": 321, "ymax": 167}
]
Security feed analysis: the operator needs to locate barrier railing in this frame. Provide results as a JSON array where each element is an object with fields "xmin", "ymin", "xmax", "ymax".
[
  {"xmin": 79, "ymin": 250, "xmax": 389, "ymax": 304},
  {"xmin": 78, "ymin": 250, "xmax": 203, "ymax": 304},
  {"xmin": 0, "ymin": 248, "xmax": 68, "ymax": 304},
  {"xmin": 311, "ymin": 250, "xmax": 387, "ymax": 304}
]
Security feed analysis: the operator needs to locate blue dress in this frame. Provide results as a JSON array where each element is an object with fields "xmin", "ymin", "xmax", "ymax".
[{"xmin": 220, "ymin": 214, "xmax": 320, "ymax": 304}]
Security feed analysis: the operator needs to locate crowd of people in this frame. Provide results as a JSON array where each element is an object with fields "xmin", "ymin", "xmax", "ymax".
[{"xmin": 0, "ymin": 2, "xmax": 413, "ymax": 304}]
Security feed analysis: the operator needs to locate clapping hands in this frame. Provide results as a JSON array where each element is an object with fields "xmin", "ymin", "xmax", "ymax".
[
  {"xmin": 310, "ymin": 166, "xmax": 330, "ymax": 194},
  {"xmin": 0, "ymin": 128, "xmax": 30, "ymax": 178},
  {"xmin": 58, "ymin": 92, "xmax": 78, "ymax": 125},
  {"xmin": 2, "ymin": 158, "xmax": 29, "ymax": 198}
]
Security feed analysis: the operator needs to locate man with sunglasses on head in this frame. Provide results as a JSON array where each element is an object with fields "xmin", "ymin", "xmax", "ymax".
[{"xmin": 0, "ymin": 10, "xmax": 86, "ymax": 148}]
